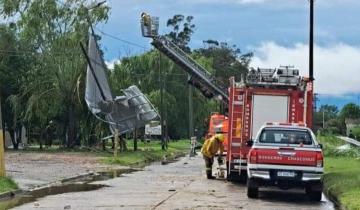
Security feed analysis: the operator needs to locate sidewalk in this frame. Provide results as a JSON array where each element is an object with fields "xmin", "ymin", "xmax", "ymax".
[{"xmin": 5, "ymin": 151, "xmax": 123, "ymax": 190}]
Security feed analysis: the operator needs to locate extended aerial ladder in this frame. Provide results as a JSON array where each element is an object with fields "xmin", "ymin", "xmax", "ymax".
[{"xmin": 140, "ymin": 13, "xmax": 228, "ymax": 103}]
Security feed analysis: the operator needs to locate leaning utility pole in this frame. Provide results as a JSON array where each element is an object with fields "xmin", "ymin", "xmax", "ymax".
[{"xmin": 0, "ymin": 94, "xmax": 6, "ymax": 177}]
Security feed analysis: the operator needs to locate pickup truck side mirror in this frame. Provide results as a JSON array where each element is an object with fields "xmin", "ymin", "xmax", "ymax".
[
  {"xmin": 318, "ymin": 143, "xmax": 323, "ymax": 149},
  {"xmin": 246, "ymin": 140, "xmax": 254, "ymax": 147}
]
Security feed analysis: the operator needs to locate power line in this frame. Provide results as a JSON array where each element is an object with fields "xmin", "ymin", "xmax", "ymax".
[
  {"xmin": 0, "ymin": 49, "xmax": 81, "ymax": 56},
  {"xmin": 94, "ymin": 27, "xmax": 149, "ymax": 50}
]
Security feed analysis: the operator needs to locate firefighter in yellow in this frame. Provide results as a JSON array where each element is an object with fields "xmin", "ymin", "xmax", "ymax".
[
  {"xmin": 141, "ymin": 12, "xmax": 151, "ymax": 27},
  {"xmin": 201, "ymin": 133, "xmax": 225, "ymax": 179}
]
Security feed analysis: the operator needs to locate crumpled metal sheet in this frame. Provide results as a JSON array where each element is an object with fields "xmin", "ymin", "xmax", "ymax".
[{"xmin": 84, "ymin": 34, "xmax": 158, "ymax": 134}]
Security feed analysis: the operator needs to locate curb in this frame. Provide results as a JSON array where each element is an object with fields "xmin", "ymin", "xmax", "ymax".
[
  {"xmin": 0, "ymin": 189, "xmax": 23, "ymax": 200},
  {"xmin": 61, "ymin": 172, "xmax": 96, "ymax": 183},
  {"xmin": 323, "ymin": 182, "xmax": 343, "ymax": 210},
  {"xmin": 0, "ymin": 172, "xmax": 98, "ymax": 201}
]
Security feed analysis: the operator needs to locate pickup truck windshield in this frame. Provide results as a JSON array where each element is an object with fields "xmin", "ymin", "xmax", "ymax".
[{"xmin": 259, "ymin": 129, "xmax": 313, "ymax": 145}]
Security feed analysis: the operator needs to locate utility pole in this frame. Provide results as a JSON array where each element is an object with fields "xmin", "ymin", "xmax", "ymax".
[
  {"xmin": 0, "ymin": 94, "xmax": 6, "ymax": 177},
  {"xmin": 309, "ymin": 0, "xmax": 315, "ymax": 130},
  {"xmin": 159, "ymin": 53, "xmax": 165, "ymax": 150},
  {"xmin": 188, "ymin": 75, "xmax": 194, "ymax": 139},
  {"xmin": 309, "ymin": 0, "xmax": 314, "ymax": 82},
  {"xmin": 322, "ymin": 110, "xmax": 325, "ymax": 129}
]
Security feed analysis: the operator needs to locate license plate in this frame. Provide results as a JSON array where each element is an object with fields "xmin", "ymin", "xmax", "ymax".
[{"xmin": 277, "ymin": 171, "xmax": 296, "ymax": 177}]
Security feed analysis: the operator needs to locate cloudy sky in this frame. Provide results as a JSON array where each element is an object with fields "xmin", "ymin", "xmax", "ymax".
[{"xmin": 97, "ymin": 0, "xmax": 360, "ymax": 108}]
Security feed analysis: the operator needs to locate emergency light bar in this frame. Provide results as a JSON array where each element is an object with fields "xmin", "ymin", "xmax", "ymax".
[{"xmin": 265, "ymin": 122, "xmax": 307, "ymax": 127}]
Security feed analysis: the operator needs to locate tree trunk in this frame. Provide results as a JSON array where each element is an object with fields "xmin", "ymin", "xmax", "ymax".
[
  {"xmin": 133, "ymin": 129, "xmax": 138, "ymax": 151},
  {"xmin": 102, "ymin": 139, "xmax": 106, "ymax": 151},
  {"xmin": 119, "ymin": 135, "xmax": 127, "ymax": 152},
  {"xmin": 67, "ymin": 105, "xmax": 76, "ymax": 148},
  {"xmin": 45, "ymin": 127, "xmax": 51, "ymax": 147},
  {"xmin": 9, "ymin": 129, "xmax": 19, "ymax": 150},
  {"xmin": 39, "ymin": 129, "xmax": 44, "ymax": 150},
  {"xmin": 17, "ymin": 127, "xmax": 22, "ymax": 148},
  {"xmin": 61, "ymin": 124, "xmax": 67, "ymax": 147}
]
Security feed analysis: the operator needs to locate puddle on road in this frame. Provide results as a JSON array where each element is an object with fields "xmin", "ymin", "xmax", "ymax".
[
  {"xmin": 0, "ymin": 168, "xmax": 142, "ymax": 209},
  {"xmin": 61, "ymin": 168, "xmax": 140, "ymax": 183},
  {"xmin": 258, "ymin": 190, "xmax": 335, "ymax": 210},
  {"xmin": 0, "ymin": 183, "xmax": 105, "ymax": 210},
  {"xmin": 94, "ymin": 168, "xmax": 140, "ymax": 180}
]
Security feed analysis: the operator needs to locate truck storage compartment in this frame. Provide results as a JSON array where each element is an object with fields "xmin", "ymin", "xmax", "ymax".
[{"xmin": 251, "ymin": 95, "xmax": 289, "ymax": 138}]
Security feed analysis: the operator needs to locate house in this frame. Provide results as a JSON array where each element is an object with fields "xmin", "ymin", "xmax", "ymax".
[{"xmin": 345, "ymin": 118, "xmax": 360, "ymax": 136}]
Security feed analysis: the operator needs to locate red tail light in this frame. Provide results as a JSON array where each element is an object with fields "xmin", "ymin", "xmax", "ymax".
[
  {"xmin": 316, "ymin": 152, "xmax": 323, "ymax": 167},
  {"xmin": 249, "ymin": 149, "xmax": 258, "ymax": 164}
]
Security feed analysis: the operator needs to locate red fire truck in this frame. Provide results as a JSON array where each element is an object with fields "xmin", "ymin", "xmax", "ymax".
[{"xmin": 226, "ymin": 67, "xmax": 314, "ymax": 181}]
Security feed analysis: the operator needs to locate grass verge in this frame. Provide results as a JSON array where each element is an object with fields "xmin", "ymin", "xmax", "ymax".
[
  {"xmin": 0, "ymin": 177, "xmax": 18, "ymax": 194},
  {"xmin": 103, "ymin": 140, "xmax": 190, "ymax": 166},
  {"xmin": 318, "ymin": 135, "xmax": 360, "ymax": 210}
]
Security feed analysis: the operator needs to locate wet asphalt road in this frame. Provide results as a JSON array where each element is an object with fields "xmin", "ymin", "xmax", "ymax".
[{"xmin": 12, "ymin": 154, "xmax": 334, "ymax": 210}]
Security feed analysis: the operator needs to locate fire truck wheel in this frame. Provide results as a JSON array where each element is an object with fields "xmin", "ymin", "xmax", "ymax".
[
  {"xmin": 247, "ymin": 178, "xmax": 259, "ymax": 198},
  {"xmin": 226, "ymin": 163, "xmax": 247, "ymax": 182},
  {"xmin": 239, "ymin": 170, "xmax": 248, "ymax": 182}
]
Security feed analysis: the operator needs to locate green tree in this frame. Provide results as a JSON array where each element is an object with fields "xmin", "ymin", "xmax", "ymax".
[
  {"xmin": 166, "ymin": 14, "xmax": 195, "ymax": 53},
  {"xmin": 194, "ymin": 40, "xmax": 252, "ymax": 86},
  {"xmin": 319, "ymin": 105, "xmax": 339, "ymax": 119},
  {"xmin": 340, "ymin": 103, "xmax": 360, "ymax": 120},
  {"xmin": 0, "ymin": 0, "xmax": 110, "ymax": 147},
  {"xmin": 314, "ymin": 104, "xmax": 339, "ymax": 130},
  {"xmin": 0, "ymin": 24, "xmax": 32, "ymax": 149}
]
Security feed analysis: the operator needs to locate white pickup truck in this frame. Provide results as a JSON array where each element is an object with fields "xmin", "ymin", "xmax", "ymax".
[{"xmin": 246, "ymin": 123, "xmax": 324, "ymax": 201}]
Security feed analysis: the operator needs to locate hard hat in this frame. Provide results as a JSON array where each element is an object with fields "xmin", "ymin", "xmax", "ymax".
[{"xmin": 215, "ymin": 134, "xmax": 225, "ymax": 142}]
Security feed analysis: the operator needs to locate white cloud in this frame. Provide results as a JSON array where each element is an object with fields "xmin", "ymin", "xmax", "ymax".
[
  {"xmin": 250, "ymin": 42, "xmax": 360, "ymax": 95},
  {"xmin": 237, "ymin": 0, "xmax": 266, "ymax": 3},
  {"xmin": 105, "ymin": 59, "xmax": 121, "ymax": 70},
  {"xmin": 178, "ymin": 0, "xmax": 269, "ymax": 5}
]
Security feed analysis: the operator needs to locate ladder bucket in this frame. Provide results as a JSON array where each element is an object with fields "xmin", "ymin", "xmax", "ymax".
[{"xmin": 141, "ymin": 15, "xmax": 159, "ymax": 37}]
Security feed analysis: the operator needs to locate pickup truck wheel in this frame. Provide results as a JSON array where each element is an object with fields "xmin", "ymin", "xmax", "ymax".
[
  {"xmin": 247, "ymin": 178, "xmax": 258, "ymax": 198},
  {"xmin": 308, "ymin": 190, "xmax": 322, "ymax": 201},
  {"xmin": 306, "ymin": 183, "xmax": 322, "ymax": 201}
]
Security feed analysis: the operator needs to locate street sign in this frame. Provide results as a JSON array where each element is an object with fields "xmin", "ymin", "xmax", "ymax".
[{"xmin": 145, "ymin": 121, "xmax": 162, "ymax": 136}]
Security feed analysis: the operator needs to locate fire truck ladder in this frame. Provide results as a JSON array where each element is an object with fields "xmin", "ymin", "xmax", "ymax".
[
  {"xmin": 228, "ymin": 77, "xmax": 245, "ymax": 177},
  {"xmin": 151, "ymin": 36, "xmax": 228, "ymax": 102},
  {"xmin": 140, "ymin": 14, "xmax": 228, "ymax": 102}
]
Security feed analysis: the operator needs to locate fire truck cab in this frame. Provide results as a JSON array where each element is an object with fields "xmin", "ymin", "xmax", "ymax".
[
  {"xmin": 206, "ymin": 113, "xmax": 229, "ymax": 152},
  {"xmin": 247, "ymin": 123, "xmax": 323, "ymax": 201}
]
